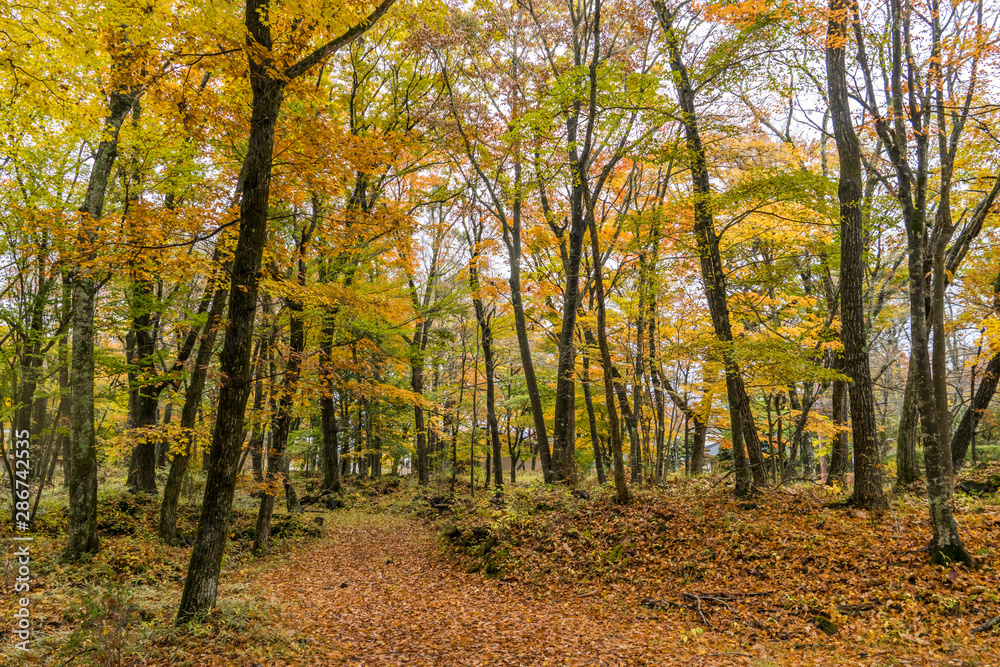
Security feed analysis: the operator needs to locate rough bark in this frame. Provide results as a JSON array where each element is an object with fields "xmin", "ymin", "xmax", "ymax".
[
  {"xmin": 177, "ymin": 0, "xmax": 396, "ymax": 621},
  {"xmin": 826, "ymin": 0, "xmax": 886, "ymax": 508}
]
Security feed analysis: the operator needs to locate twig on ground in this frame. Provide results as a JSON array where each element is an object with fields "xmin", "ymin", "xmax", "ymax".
[
  {"xmin": 707, "ymin": 471, "xmax": 734, "ymax": 491},
  {"xmin": 972, "ymin": 615, "xmax": 1000, "ymax": 634}
]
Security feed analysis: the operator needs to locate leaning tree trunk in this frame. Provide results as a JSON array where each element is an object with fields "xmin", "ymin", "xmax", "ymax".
[
  {"xmin": 826, "ymin": 0, "xmax": 886, "ymax": 508},
  {"xmin": 65, "ymin": 78, "xmax": 139, "ymax": 561},
  {"xmin": 952, "ymin": 349, "xmax": 1000, "ymax": 471},
  {"xmin": 654, "ymin": 1, "xmax": 767, "ymax": 495},
  {"xmin": 159, "ymin": 282, "xmax": 227, "ymax": 545}
]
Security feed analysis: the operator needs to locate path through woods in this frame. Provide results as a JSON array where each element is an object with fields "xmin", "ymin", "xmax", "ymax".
[
  {"xmin": 237, "ymin": 512, "xmax": 998, "ymax": 667},
  {"xmin": 257, "ymin": 514, "xmax": 676, "ymax": 666}
]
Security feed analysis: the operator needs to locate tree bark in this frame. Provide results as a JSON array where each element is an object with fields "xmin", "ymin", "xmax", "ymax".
[
  {"xmin": 826, "ymin": 0, "xmax": 886, "ymax": 508},
  {"xmin": 952, "ymin": 349, "xmax": 1000, "ymax": 471},
  {"xmin": 65, "ymin": 77, "xmax": 139, "ymax": 561},
  {"xmin": 159, "ymin": 281, "xmax": 227, "ymax": 545},
  {"xmin": 896, "ymin": 361, "xmax": 921, "ymax": 485}
]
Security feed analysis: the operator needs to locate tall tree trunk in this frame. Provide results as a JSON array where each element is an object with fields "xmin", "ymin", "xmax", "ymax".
[
  {"xmin": 647, "ymin": 296, "xmax": 666, "ymax": 483},
  {"xmin": 176, "ymin": 0, "xmax": 394, "ymax": 621},
  {"xmin": 468, "ymin": 245, "xmax": 503, "ymax": 493},
  {"xmin": 65, "ymin": 77, "xmax": 139, "ymax": 561},
  {"xmin": 654, "ymin": 1, "xmax": 768, "ymax": 495},
  {"xmin": 826, "ymin": 0, "xmax": 886, "ymax": 508},
  {"xmin": 176, "ymin": 7, "xmax": 284, "ymax": 615},
  {"xmin": 588, "ymin": 218, "xmax": 630, "ymax": 504}
]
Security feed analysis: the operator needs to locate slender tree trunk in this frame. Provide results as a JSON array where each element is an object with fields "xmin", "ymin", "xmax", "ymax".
[
  {"xmin": 159, "ymin": 283, "xmax": 227, "ymax": 545},
  {"xmin": 826, "ymin": 0, "xmax": 886, "ymax": 508},
  {"xmin": 612, "ymin": 368, "xmax": 641, "ymax": 484},
  {"xmin": 582, "ymin": 348, "xmax": 606, "ymax": 485},
  {"xmin": 588, "ymin": 218, "xmax": 630, "ymax": 503},
  {"xmin": 654, "ymin": 1, "xmax": 767, "ymax": 494},
  {"xmin": 896, "ymin": 362, "xmax": 922, "ymax": 485},
  {"xmin": 176, "ymin": 33, "xmax": 283, "ymax": 618},
  {"xmin": 65, "ymin": 79, "xmax": 139, "ymax": 561},
  {"xmin": 828, "ymin": 373, "xmax": 849, "ymax": 486}
]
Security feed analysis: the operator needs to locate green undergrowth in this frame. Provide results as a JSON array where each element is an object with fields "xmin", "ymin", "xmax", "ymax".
[{"xmin": 0, "ymin": 472, "xmax": 338, "ymax": 666}]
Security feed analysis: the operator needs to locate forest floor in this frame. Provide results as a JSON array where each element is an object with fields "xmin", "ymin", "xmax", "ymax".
[{"xmin": 3, "ymin": 469, "xmax": 1000, "ymax": 666}]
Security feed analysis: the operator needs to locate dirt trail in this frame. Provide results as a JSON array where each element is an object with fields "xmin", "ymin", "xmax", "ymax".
[{"xmin": 255, "ymin": 514, "xmax": 823, "ymax": 667}]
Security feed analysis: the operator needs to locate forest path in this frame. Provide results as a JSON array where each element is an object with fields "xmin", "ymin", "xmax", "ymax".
[{"xmin": 257, "ymin": 512, "xmax": 782, "ymax": 667}]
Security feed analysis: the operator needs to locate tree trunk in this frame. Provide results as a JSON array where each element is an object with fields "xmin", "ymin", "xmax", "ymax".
[
  {"xmin": 952, "ymin": 349, "xmax": 1000, "ymax": 471},
  {"xmin": 126, "ymin": 276, "xmax": 160, "ymax": 494},
  {"xmin": 176, "ymin": 0, "xmax": 394, "ymax": 619},
  {"xmin": 176, "ymin": 49, "xmax": 283, "ymax": 619},
  {"xmin": 654, "ymin": 1, "xmax": 767, "ymax": 495},
  {"xmin": 588, "ymin": 217, "xmax": 630, "ymax": 504},
  {"xmin": 826, "ymin": 0, "xmax": 886, "ymax": 509},
  {"xmin": 159, "ymin": 282, "xmax": 227, "ymax": 545},
  {"xmin": 896, "ymin": 361, "xmax": 922, "ymax": 485},
  {"xmin": 582, "ymin": 348, "xmax": 606, "ymax": 485},
  {"xmin": 690, "ymin": 419, "xmax": 707, "ymax": 475},
  {"xmin": 612, "ymin": 368, "xmax": 641, "ymax": 483},
  {"xmin": 65, "ymin": 79, "xmax": 139, "ymax": 561},
  {"xmin": 827, "ymin": 363, "xmax": 849, "ymax": 485}
]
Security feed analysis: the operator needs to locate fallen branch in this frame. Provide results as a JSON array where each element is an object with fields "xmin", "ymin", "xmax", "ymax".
[
  {"xmin": 775, "ymin": 476, "xmax": 823, "ymax": 489},
  {"xmin": 707, "ymin": 471, "xmax": 734, "ymax": 491},
  {"xmin": 972, "ymin": 615, "xmax": 1000, "ymax": 634}
]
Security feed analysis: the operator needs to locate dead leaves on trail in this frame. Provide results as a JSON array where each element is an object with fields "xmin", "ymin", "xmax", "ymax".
[{"xmin": 255, "ymin": 513, "xmax": 689, "ymax": 666}]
